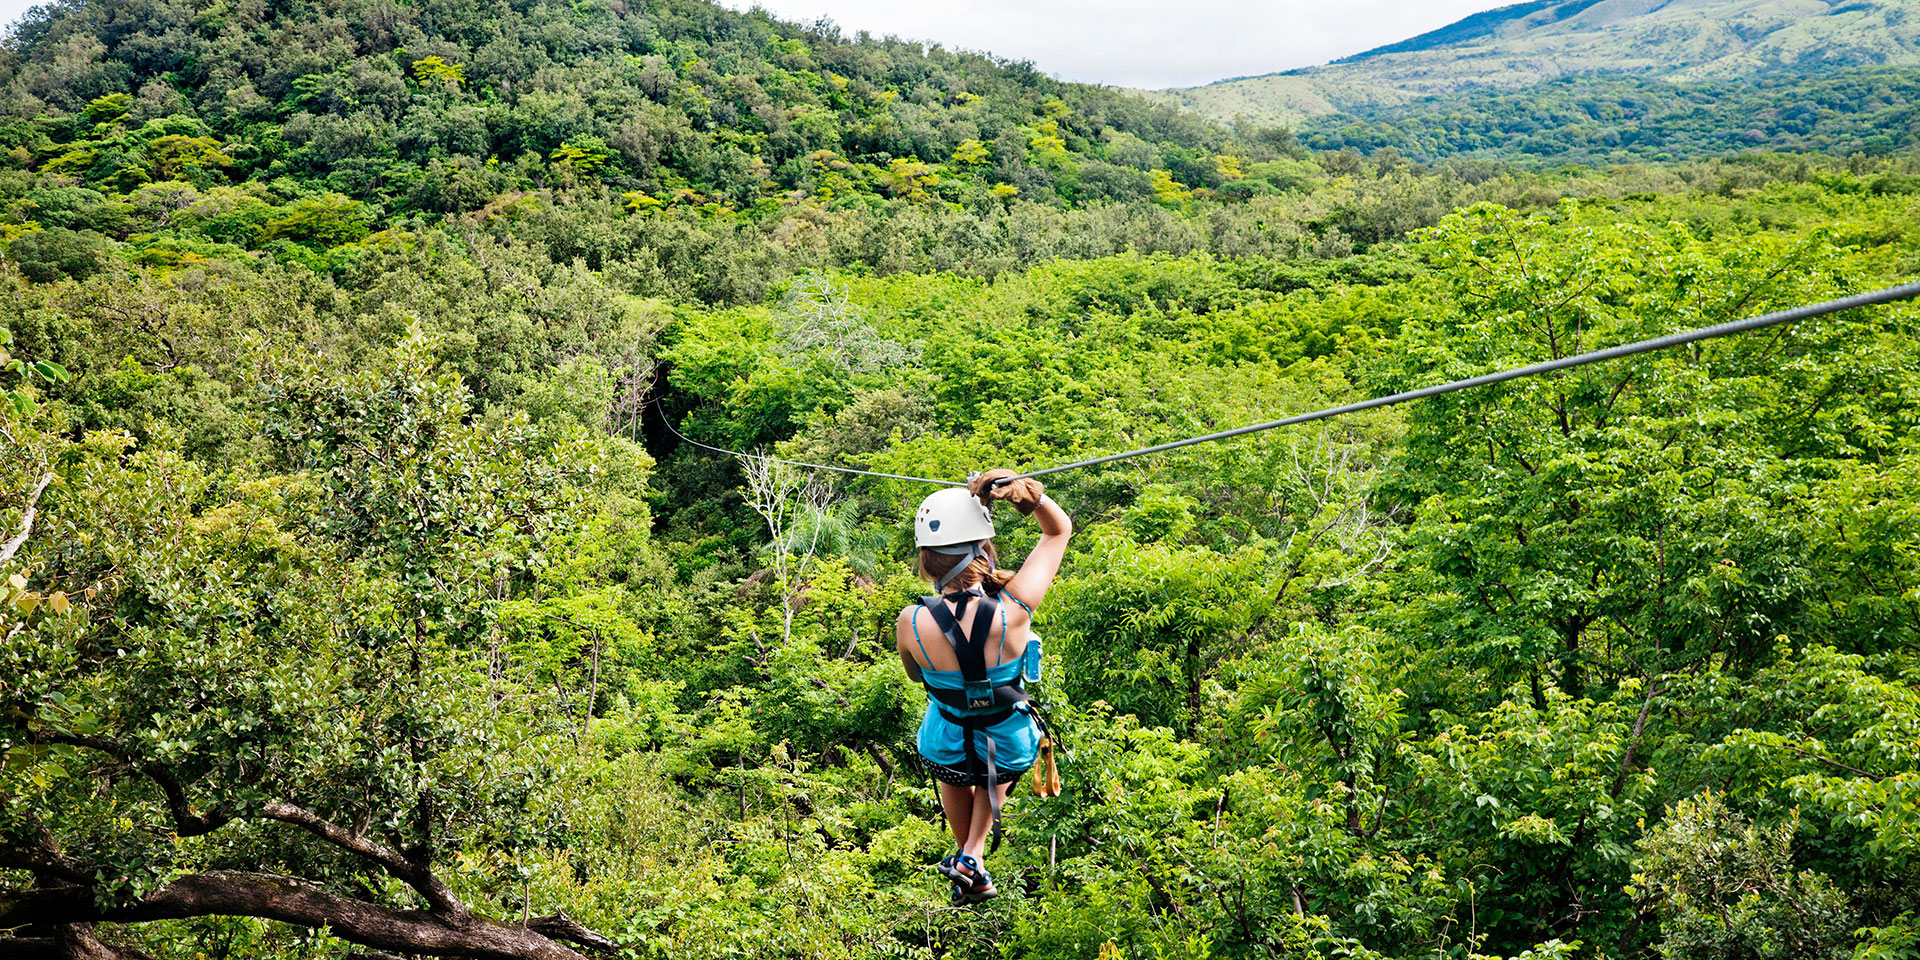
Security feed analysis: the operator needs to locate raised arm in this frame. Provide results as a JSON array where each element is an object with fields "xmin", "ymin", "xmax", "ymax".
[
  {"xmin": 968, "ymin": 470, "xmax": 1073, "ymax": 611},
  {"xmin": 1006, "ymin": 495, "xmax": 1071, "ymax": 609}
]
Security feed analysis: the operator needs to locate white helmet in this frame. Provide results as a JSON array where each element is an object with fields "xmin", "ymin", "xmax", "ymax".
[
  {"xmin": 914, "ymin": 488, "xmax": 996, "ymax": 591},
  {"xmin": 915, "ymin": 487, "xmax": 995, "ymax": 547}
]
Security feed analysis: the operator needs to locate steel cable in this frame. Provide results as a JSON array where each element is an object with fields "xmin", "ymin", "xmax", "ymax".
[
  {"xmin": 1012, "ymin": 279, "xmax": 1920, "ymax": 481},
  {"xmin": 657, "ymin": 280, "xmax": 1920, "ymax": 487}
]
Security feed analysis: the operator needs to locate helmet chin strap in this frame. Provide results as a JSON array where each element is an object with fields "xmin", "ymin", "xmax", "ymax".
[{"xmin": 927, "ymin": 541, "xmax": 993, "ymax": 593}]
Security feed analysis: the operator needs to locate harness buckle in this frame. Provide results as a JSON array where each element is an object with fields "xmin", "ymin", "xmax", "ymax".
[{"xmin": 964, "ymin": 680, "xmax": 995, "ymax": 709}]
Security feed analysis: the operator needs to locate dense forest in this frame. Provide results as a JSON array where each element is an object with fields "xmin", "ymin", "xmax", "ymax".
[
  {"xmin": 0, "ymin": 0, "xmax": 1258, "ymax": 296},
  {"xmin": 5, "ymin": 1, "xmax": 1920, "ymax": 959},
  {"xmin": 1295, "ymin": 67, "xmax": 1920, "ymax": 165}
]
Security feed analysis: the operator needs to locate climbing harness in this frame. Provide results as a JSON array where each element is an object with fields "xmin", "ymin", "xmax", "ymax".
[{"xmin": 658, "ymin": 280, "xmax": 1920, "ymax": 487}]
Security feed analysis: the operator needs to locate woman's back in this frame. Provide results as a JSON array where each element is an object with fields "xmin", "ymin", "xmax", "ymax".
[{"xmin": 900, "ymin": 592, "xmax": 1032, "ymax": 675}]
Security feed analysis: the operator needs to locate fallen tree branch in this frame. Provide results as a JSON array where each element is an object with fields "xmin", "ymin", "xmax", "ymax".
[
  {"xmin": 0, "ymin": 871, "xmax": 600, "ymax": 960},
  {"xmin": 0, "ymin": 925, "xmax": 160, "ymax": 960},
  {"xmin": 524, "ymin": 911, "xmax": 620, "ymax": 954}
]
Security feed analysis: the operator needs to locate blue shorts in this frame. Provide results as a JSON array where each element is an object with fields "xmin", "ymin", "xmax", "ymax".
[{"xmin": 915, "ymin": 703, "xmax": 1040, "ymax": 776}]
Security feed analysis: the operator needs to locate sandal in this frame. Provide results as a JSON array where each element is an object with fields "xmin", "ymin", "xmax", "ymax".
[
  {"xmin": 938, "ymin": 853, "xmax": 998, "ymax": 905},
  {"xmin": 961, "ymin": 864, "xmax": 998, "ymax": 904},
  {"xmin": 936, "ymin": 852, "xmax": 977, "ymax": 892}
]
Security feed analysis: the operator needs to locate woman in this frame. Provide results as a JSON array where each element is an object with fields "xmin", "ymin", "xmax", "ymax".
[{"xmin": 896, "ymin": 468, "xmax": 1072, "ymax": 905}]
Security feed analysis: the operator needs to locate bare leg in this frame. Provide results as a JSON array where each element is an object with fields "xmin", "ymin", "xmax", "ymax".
[
  {"xmin": 938, "ymin": 781, "xmax": 975, "ymax": 851},
  {"xmin": 959, "ymin": 779, "xmax": 1015, "ymax": 891}
]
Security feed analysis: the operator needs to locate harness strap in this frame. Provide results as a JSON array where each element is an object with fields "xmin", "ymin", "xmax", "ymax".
[
  {"xmin": 921, "ymin": 592, "xmax": 1005, "ymax": 711},
  {"xmin": 925, "ymin": 541, "xmax": 991, "ymax": 592},
  {"xmin": 910, "ymin": 606, "xmax": 933, "ymax": 666},
  {"xmin": 981, "ymin": 731, "xmax": 1002, "ymax": 854},
  {"xmin": 925, "ymin": 684, "xmax": 1028, "ymax": 711},
  {"xmin": 998, "ymin": 601, "xmax": 1009, "ymax": 662}
]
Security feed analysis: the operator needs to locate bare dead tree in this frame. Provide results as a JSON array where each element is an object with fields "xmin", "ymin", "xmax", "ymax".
[
  {"xmin": 741, "ymin": 456, "xmax": 835, "ymax": 646},
  {"xmin": 0, "ymin": 471, "xmax": 52, "ymax": 567},
  {"xmin": 774, "ymin": 273, "xmax": 916, "ymax": 376},
  {"xmin": 1275, "ymin": 424, "xmax": 1403, "ymax": 598}
]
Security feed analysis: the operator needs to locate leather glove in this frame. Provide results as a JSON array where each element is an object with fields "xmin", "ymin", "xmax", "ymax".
[{"xmin": 969, "ymin": 468, "xmax": 1045, "ymax": 516}]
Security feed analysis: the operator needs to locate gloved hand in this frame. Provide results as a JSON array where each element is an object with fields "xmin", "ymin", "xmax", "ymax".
[{"xmin": 969, "ymin": 468, "xmax": 1045, "ymax": 516}]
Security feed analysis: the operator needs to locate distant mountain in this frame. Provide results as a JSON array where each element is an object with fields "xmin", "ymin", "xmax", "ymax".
[
  {"xmin": 1152, "ymin": 0, "xmax": 1920, "ymax": 126},
  {"xmin": 1333, "ymin": 0, "xmax": 1611, "ymax": 62}
]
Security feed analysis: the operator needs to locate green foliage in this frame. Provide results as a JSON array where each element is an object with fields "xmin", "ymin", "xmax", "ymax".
[
  {"xmin": 20, "ymin": 0, "xmax": 1862, "ymax": 298},
  {"xmin": 411, "ymin": 56, "xmax": 467, "ymax": 89},
  {"xmin": 0, "ymin": 356, "xmax": 628, "ymax": 946},
  {"xmin": 258, "ymin": 194, "xmax": 370, "ymax": 248},
  {"xmin": 0, "ymin": 325, "xmax": 71, "ymax": 419},
  {"xmin": 3, "ymin": 4, "xmax": 1920, "ymax": 954},
  {"xmin": 1631, "ymin": 792, "xmax": 1855, "ymax": 959},
  {"xmin": 1050, "ymin": 535, "xmax": 1271, "ymax": 734},
  {"xmin": 7, "ymin": 227, "xmax": 111, "ymax": 282},
  {"xmin": 1298, "ymin": 68, "xmax": 1920, "ymax": 165}
]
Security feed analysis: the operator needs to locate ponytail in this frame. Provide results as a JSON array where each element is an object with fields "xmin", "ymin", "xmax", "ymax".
[
  {"xmin": 918, "ymin": 542, "xmax": 1011, "ymax": 594},
  {"xmin": 983, "ymin": 566, "xmax": 1016, "ymax": 595}
]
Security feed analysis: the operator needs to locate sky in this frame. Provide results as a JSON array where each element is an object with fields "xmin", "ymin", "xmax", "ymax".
[
  {"xmin": 0, "ymin": 0, "xmax": 1510, "ymax": 90},
  {"xmin": 0, "ymin": 0, "xmax": 33, "ymax": 34},
  {"xmin": 715, "ymin": 0, "xmax": 1510, "ymax": 89}
]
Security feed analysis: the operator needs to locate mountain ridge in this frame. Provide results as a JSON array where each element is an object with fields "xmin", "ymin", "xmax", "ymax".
[
  {"xmin": 1331, "ymin": 0, "xmax": 1616, "ymax": 65},
  {"xmin": 1151, "ymin": 0, "xmax": 1920, "ymax": 126}
]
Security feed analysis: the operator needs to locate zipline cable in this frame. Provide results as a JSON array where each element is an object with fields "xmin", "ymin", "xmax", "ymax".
[
  {"xmin": 659, "ymin": 281, "xmax": 1920, "ymax": 487},
  {"xmin": 651, "ymin": 401, "xmax": 966, "ymax": 486},
  {"xmin": 1009, "ymin": 279, "xmax": 1920, "ymax": 482}
]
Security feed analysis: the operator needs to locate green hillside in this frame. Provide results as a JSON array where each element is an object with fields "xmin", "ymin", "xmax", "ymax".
[
  {"xmin": 1153, "ymin": 0, "xmax": 1920, "ymax": 127},
  {"xmin": 0, "ymin": 0, "xmax": 1260, "ymax": 298},
  {"xmin": 1297, "ymin": 66, "xmax": 1920, "ymax": 162}
]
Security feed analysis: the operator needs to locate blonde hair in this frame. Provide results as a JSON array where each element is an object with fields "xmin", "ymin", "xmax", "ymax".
[{"xmin": 917, "ymin": 542, "xmax": 1016, "ymax": 595}]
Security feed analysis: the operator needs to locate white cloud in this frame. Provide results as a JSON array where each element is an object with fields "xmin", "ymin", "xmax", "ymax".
[
  {"xmin": 715, "ymin": 0, "xmax": 1510, "ymax": 89},
  {"xmin": 0, "ymin": 0, "xmax": 1510, "ymax": 90},
  {"xmin": 0, "ymin": 0, "xmax": 41, "ymax": 35}
]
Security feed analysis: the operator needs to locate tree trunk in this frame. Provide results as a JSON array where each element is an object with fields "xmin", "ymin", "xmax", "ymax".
[
  {"xmin": 0, "ymin": 925, "xmax": 157, "ymax": 960},
  {"xmin": 1, "ymin": 872, "xmax": 607, "ymax": 960}
]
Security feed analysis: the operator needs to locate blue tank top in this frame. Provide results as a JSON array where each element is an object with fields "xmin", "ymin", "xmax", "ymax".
[{"xmin": 911, "ymin": 602, "xmax": 1041, "ymax": 771}]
